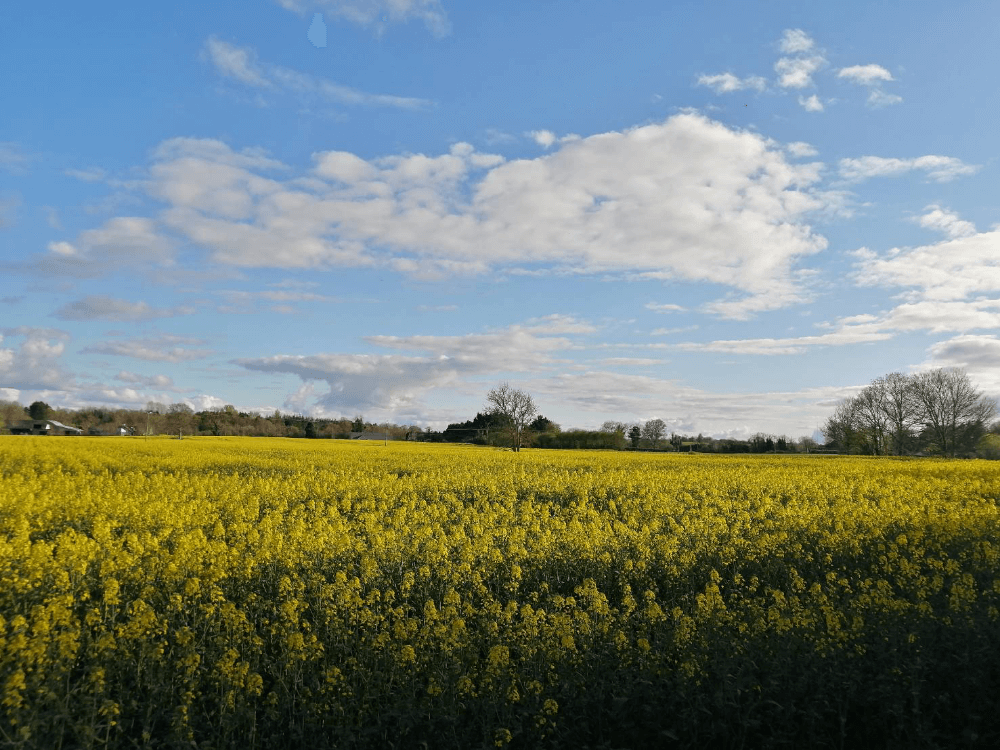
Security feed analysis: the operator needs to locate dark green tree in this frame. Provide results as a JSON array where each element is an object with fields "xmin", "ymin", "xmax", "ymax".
[
  {"xmin": 28, "ymin": 401, "xmax": 51, "ymax": 420},
  {"xmin": 529, "ymin": 415, "xmax": 558, "ymax": 433},
  {"xmin": 628, "ymin": 425, "xmax": 641, "ymax": 449}
]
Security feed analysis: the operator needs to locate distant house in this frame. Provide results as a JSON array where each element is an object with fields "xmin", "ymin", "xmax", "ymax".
[
  {"xmin": 350, "ymin": 431, "xmax": 392, "ymax": 441},
  {"xmin": 9, "ymin": 419, "xmax": 84, "ymax": 436}
]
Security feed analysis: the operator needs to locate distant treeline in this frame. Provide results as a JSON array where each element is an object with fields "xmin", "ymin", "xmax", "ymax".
[{"xmin": 0, "ymin": 400, "xmax": 424, "ymax": 440}]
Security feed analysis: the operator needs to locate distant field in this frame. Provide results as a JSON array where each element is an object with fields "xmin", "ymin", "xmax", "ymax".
[{"xmin": 2, "ymin": 437, "xmax": 1000, "ymax": 748}]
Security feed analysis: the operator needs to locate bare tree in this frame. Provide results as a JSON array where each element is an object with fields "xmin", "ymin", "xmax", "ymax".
[
  {"xmin": 910, "ymin": 368, "xmax": 997, "ymax": 457},
  {"xmin": 854, "ymin": 382, "xmax": 891, "ymax": 455},
  {"xmin": 822, "ymin": 398, "xmax": 862, "ymax": 453},
  {"xmin": 641, "ymin": 418, "xmax": 666, "ymax": 448},
  {"xmin": 878, "ymin": 372, "xmax": 919, "ymax": 456},
  {"xmin": 600, "ymin": 421, "xmax": 627, "ymax": 436},
  {"xmin": 485, "ymin": 382, "xmax": 537, "ymax": 452}
]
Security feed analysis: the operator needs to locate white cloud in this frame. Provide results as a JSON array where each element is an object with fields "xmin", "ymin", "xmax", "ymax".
[
  {"xmin": 838, "ymin": 155, "xmax": 980, "ymax": 183},
  {"xmin": 115, "ymin": 371, "xmax": 177, "ymax": 390},
  {"xmin": 836, "ymin": 64, "xmax": 901, "ymax": 107},
  {"xmin": 798, "ymin": 94, "xmax": 824, "ymax": 112},
  {"xmin": 484, "ymin": 128, "xmax": 516, "ymax": 145},
  {"xmin": 852, "ymin": 231, "xmax": 1000, "ymax": 301},
  {"xmin": 775, "ymin": 55, "xmax": 825, "ymax": 89},
  {"xmin": 521, "ymin": 314, "xmax": 597, "ymax": 335},
  {"xmin": 236, "ymin": 320, "xmax": 582, "ymax": 415},
  {"xmin": 187, "ymin": 394, "xmax": 229, "ymax": 412},
  {"xmin": 81, "ymin": 335, "xmax": 214, "ymax": 363},
  {"xmin": 64, "ymin": 167, "xmax": 108, "ymax": 183},
  {"xmin": 0, "ymin": 327, "xmax": 73, "ymax": 391},
  {"xmin": 124, "ymin": 114, "xmax": 830, "ymax": 315},
  {"xmin": 203, "ymin": 36, "xmax": 431, "ymax": 109},
  {"xmin": 786, "ymin": 141, "xmax": 818, "ymax": 157},
  {"xmin": 651, "ymin": 326, "xmax": 697, "ymax": 336},
  {"xmin": 203, "ymin": 36, "xmax": 272, "ymax": 87},
  {"xmin": 696, "ymin": 73, "xmax": 768, "ymax": 93},
  {"xmin": 837, "ymin": 64, "xmax": 894, "ymax": 85},
  {"xmin": 913, "ymin": 205, "xmax": 976, "ymax": 239},
  {"xmin": 867, "ymin": 90, "xmax": 903, "ymax": 107},
  {"xmin": 598, "ymin": 357, "xmax": 664, "ymax": 366},
  {"xmin": 778, "ymin": 29, "xmax": 815, "ymax": 54},
  {"xmin": 55, "ymin": 295, "xmax": 193, "ymax": 322},
  {"xmin": 274, "ymin": 0, "xmax": 451, "ymax": 37},
  {"xmin": 645, "ymin": 302, "xmax": 686, "ymax": 313},
  {"xmin": 527, "ymin": 130, "xmax": 557, "ymax": 148},
  {"xmin": 881, "ymin": 299, "xmax": 1000, "ymax": 333},
  {"xmin": 667, "ymin": 298, "xmax": 1000, "ymax": 356},
  {"xmin": 33, "ymin": 217, "xmax": 174, "ymax": 278},
  {"xmin": 525, "ymin": 130, "xmax": 581, "ymax": 149},
  {"xmin": 701, "ymin": 285, "xmax": 813, "ymax": 320},
  {"xmin": 671, "ymin": 322, "xmax": 892, "ymax": 355}
]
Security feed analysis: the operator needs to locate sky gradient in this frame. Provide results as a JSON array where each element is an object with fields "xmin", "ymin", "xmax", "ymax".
[{"xmin": 3, "ymin": 0, "xmax": 999, "ymax": 439}]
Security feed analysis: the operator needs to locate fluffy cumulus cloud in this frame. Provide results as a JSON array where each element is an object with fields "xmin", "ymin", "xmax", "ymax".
[
  {"xmin": 94, "ymin": 114, "xmax": 831, "ymax": 316},
  {"xmin": 33, "ymin": 217, "xmax": 174, "ymax": 278},
  {"xmin": 81, "ymin": 334, "xmax": 214, "ymax": 363},
  {"xmin": 273, "ymin": 0, "xmax": 450, "ymax": 37},
  {"xmin": 913, "ymin": 205, "xmax": 976, "ymax": 239},
  {"xmin": 798, "ymin": 94, "xmax": 824, "ymax": 112},
  {"xmin": 775, "ymin": 55, "xmax": 825, "ymax": 89},
  {"xmin": 55, "ymin": 295, "xmax": 193, "ymax": 322},
  {"xmin": 786, "ymin": 142, "xmax": 818, "ymax": 158},
  {"xmin": 837, "ymin": 64, "xmax": 894, "ymax": 85},
  {"xmin": 695, "ymin": 73, "xmax": 767, "ymax": 93},
  {"xmin": 852, "ymin": 230, "xmax": 1000, "ymax": 302},
  {"xmin": 773, "ymin": 30, "xmax": 825, "ymax": 90},
  {"xmin": 0, "ymin": 327, "xmax": 73, "ymax": 391},
  {"xmin": 203, "ymin": 37, "xmax": 430, "ymax": 109},
  {"xmin": 778, "ymin": 28, "xmax": 815, "ymax": 54},
  {"xmin": 836, "ymin": 64, "xmax": 901, "ymax": 107},
  {"xmin": 838, "ymin": 155, "xmax": 980, "ymax": 183},
  {"xmin": 527, "ymin": 130, "xmax": 558, "ymax": 148}
]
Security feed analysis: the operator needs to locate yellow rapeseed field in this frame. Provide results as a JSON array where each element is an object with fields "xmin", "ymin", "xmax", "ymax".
[{"xmin": 2, "ymin": 436, "xmax": 1000, "ymax": 748}]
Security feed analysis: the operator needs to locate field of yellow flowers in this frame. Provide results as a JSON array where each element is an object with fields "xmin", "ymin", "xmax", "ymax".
[{"xmin": 2, "ymin": 436, "xmax": 1000, "ymax": 748}]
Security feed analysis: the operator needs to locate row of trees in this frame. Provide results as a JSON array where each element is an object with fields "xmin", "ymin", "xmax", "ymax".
[
  {"xmin": 822, "ymin": 368, "xmax": 997, "ymax": 457},
  {"xmin": 0, "ymin": 400, "xmax": 426, "ymax": 441},
  {"xmin": 597, "ymin": 421, "xmax": 818, "ymax": 454},
  {"xmin": 5, "ymin": 369, "xmax": 996, "ymax": 458}
]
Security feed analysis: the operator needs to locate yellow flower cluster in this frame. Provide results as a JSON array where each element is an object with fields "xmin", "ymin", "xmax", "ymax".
[{"xmin": 2, "ymin": 436, "xmax": 1000, "ymax": 747}]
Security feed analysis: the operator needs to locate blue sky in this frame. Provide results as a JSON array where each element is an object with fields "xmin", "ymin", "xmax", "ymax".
[{"xmin": 3, "ymin": 0, "xmax": 999, "ymax": 439}]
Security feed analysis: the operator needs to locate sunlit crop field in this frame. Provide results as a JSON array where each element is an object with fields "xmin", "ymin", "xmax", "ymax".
[{"xmin": 2, "ymin": 437, "xmax": 1000, "ymax": 749}]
